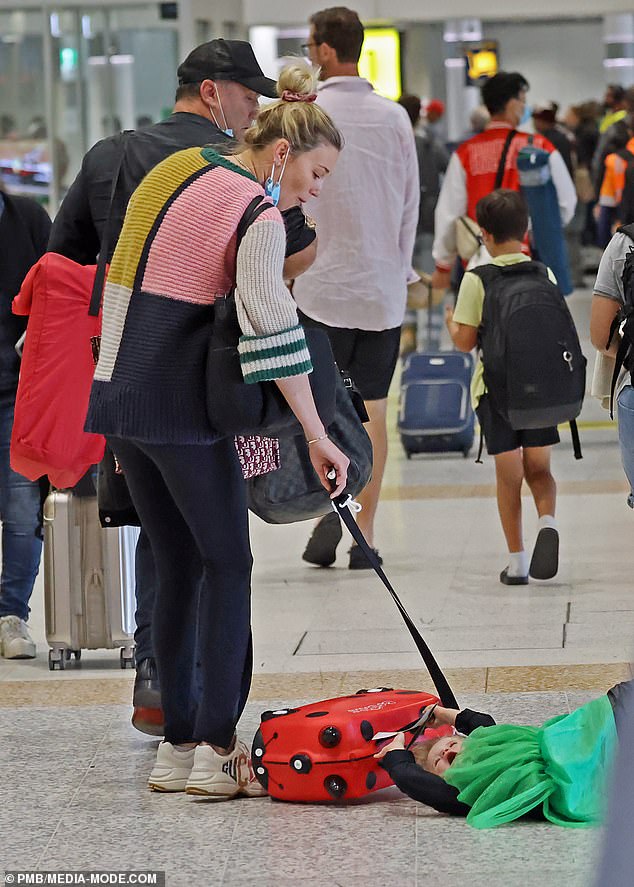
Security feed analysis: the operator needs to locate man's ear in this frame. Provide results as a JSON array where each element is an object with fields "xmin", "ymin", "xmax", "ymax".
[
  {"xmin": 199, "ymin": 80, "xmax": 218, "ymax": 104},
  {"xmin": 318, "ymin": 42, "xmax": 337, "ymax": 66}
]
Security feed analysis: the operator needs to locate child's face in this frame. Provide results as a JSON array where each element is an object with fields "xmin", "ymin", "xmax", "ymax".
[{"xmin": 426, "ymin": 735, "xmax": 464, "ymax": 775}]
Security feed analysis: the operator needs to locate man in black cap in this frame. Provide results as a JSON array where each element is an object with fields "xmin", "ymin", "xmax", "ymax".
[{"xmin": 49, "ymin": 39, "xmax": 317, "ymax": 735}]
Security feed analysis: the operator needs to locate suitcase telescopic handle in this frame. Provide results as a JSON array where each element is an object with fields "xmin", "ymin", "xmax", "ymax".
[{"xmin": 327, "ymin": 473, "xmax": 458, "ymax": 709}]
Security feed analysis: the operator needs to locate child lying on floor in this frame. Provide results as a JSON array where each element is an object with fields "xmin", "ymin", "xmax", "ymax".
[{"xmin": 375, "ymin": 680, "xmax": 633, "ymax": 828}]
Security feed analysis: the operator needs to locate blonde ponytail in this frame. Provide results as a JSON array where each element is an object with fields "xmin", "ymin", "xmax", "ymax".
[{"xmin": 242, "ymin": 63, "xmax": 343, "ymax": 154}]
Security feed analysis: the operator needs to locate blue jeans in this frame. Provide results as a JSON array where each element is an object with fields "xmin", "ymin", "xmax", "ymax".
[
  {"xmin": 617, "ymin": 385, "xmax": 634, "ymax": 509},
  {"xmin": 0, "ymin": 393, "xmax": 43, "ymax": 621}
]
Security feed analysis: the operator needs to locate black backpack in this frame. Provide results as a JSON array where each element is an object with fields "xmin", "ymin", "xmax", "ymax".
[
  {"xmin": 608, "ymin": 223, "xmax": 634, "ymax": 415},
  {"xmin": 472, "ymin": 261, "xmax": 586, "ymax": 450}
]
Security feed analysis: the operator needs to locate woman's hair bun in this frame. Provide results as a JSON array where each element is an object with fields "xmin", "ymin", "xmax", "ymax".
[{"xmin": 277, "ymin": 63, "xmax": 318, "ymax": 99}]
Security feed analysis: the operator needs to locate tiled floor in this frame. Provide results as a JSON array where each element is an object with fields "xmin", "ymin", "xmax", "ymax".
[{"xmin": 1, "ymin": 284, "xmax": 632, "ymax": 886}]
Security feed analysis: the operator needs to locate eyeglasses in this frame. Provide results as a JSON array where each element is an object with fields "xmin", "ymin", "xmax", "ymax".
[{"xmin": 301, "ymin": 41, "xmax": 319, "ymax": 55}]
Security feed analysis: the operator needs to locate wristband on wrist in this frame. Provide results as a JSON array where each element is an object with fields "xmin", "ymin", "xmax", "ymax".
[{"xmin": 307, "ymin": 433, "xmax": 328, "ymax": 445}]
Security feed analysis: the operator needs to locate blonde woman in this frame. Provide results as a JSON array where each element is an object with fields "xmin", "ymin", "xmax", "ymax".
[{"xmin": 85, "ymin": 64, "xmax": 348, "ymax": 798}]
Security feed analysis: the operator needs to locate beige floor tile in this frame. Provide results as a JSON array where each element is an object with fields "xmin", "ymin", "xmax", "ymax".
[{"xmin": 485, "ymin": 662, "xmax": 632, "ymax": 693}]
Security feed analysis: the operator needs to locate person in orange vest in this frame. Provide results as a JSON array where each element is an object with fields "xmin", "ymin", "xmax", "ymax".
[{"xmin": 431, "ymin": 71, "xmax": 576, "ymax": 291}]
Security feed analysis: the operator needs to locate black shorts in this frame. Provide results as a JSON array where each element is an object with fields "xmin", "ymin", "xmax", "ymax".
[
  {"xmin": 299, "ymin": 311, "xmax": 401, "ymax": 401},
  {"xmin": 476, "ymin": 394, "xmax": 560, "ymax": 456}
]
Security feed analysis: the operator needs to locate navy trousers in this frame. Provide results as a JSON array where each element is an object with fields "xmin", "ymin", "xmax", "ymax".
[{"xmin": 111, "ymin": 436, "xmax": 253, "ymax": 746}]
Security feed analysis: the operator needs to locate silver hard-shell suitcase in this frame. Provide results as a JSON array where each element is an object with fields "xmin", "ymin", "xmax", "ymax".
[{"xmin": 43, "ymin": 491, "xmax": 138, "ymax": 670}]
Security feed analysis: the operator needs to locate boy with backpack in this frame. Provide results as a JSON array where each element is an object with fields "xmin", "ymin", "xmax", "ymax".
[{"xmin": 445, "ymin": 189, "xmax": 585, "ymax": 585}]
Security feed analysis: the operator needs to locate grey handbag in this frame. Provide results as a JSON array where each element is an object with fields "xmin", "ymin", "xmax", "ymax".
[{"xmin": 246, "ymin": 373, "xmax": 372, "ymax": 524}]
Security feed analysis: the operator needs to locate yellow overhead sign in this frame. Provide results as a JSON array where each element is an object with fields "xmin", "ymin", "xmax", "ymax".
[
  {"xmin": 359, "ymin": 29, "xmax": 401, "ymax": 100},
  {"xmin": 465, "ymin": 43, "xmax": 499, "ymax": 84}
]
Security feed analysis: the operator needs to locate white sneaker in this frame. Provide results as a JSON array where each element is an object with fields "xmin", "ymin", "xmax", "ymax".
[
  {"xmin": 0, "ymin": 616, "xmax": 36, "ymax": 659},
  {"xmin": 148, "ymin": 741, "xmax": 196, "ymax": 792},
  {"xmin": 185, "ymin": 739, "xmax": 267, "ymax": 799}
]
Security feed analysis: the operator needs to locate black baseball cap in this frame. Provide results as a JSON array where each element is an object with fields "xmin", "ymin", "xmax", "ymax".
[{"xmin": 177, "ymin": 39, "xmax": 277, "ymax": 98}]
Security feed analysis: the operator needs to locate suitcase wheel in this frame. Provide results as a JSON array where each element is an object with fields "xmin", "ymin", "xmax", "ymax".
[
  {"xmin": 64, "ymin": 648, "xmax": 81, "ymax": 661},
  {"xmin": 48, "ymin": 648, "xmax": 65, "ymax": 671},
  {"xmin": 324, "ymin": 774, "xmax": 347, "ymax": 800},
  {"xmin": 120, "ymin": 647, "xmax": 135, "ymax": 669}
]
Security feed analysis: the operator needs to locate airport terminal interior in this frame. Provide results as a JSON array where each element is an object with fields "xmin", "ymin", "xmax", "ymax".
[
  {"xmin": 2, "ymin": 1, "xmax": 634, "ymax": 885},
  {"xmin": 3, "ymin": 283, "xmax": 631, "ymax": 886}
]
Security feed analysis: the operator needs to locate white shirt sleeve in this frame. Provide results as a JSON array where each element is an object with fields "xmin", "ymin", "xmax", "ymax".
[
  {"xmin": 432, "ymin": 152, "xmax": 467, "ymax": 270},
  {"xmin": 398, "ymin": 116, "xmax": 420, "ymax": 278},
  {"xmin": 549, "ymin": 149, "xmax": 577, "ymax": 226}
]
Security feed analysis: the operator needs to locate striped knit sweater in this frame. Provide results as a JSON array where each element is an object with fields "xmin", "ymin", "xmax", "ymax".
[{"xmin": 85, "ymin": 147, "xmax": 312, "ymax": 444}]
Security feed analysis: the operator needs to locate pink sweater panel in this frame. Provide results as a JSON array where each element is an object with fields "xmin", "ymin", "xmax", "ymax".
[{"xmin": 141, "ymin": 165, "xmax": 281, "ymax": 305}]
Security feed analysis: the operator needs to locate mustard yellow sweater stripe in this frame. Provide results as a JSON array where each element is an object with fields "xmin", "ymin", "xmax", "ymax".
[{"xmin": 108, "ymin": 147, "xmax": 210, "ymax": 290}]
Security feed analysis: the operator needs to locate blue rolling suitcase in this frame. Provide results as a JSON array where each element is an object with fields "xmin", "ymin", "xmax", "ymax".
[{"xmin": 398, "ymin": 351, "xmax": 475, "ymax": 458}]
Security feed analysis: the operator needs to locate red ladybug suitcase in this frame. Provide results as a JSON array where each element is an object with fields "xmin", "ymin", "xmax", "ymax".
[{"xmin": 251, "ymin": 687, "xmax": 453, "ymax": 803}]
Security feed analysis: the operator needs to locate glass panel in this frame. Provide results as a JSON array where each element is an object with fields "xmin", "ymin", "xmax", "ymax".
[
  {"xmin": 46, "ymin": 5, "xmax": 179, "ymax": 211},
  {"xmin": 0, "ymin": 11, "xmax": 49, "ymax": 203}
]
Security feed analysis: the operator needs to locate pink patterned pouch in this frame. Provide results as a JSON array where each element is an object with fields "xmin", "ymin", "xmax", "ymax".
[{"xmin": 235, "ymin": 435, "xmax": 280, "ymax": 479}]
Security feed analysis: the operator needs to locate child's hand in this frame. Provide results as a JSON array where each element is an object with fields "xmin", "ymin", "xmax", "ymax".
[
  {"xmin": 374, "ymin": 732, "xmax": 406, "ymax": 759},
  {"xmin": 444, "ymin": 305, "xmax": 454, "ymax": 326}
]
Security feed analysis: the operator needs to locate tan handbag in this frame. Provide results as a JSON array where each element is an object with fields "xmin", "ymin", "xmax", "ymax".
[
  {"xmin": 574, "ymin": 167, "xmax": 595, "ymax": 203},
  {"xmin": 455, "ymin": 215, "xmax": 482, "ymax": 261},
  {"xmin": 407, "ymin": 271, "xmax": 445, "ymax": 310}
]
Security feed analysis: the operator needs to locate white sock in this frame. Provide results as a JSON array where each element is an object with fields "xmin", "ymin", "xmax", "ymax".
[
  {"xmin": 507, "ymin": 551, "xmax": 529, "ymax": 577},
  {"xmin": 537, "ymin": 514, "xmax": 558, "ymax": 532}
]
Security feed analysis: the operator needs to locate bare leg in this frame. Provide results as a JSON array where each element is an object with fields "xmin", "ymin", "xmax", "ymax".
[
  {"xmin": 356, "ymin": 397, "xmax": 388, "ymax": 548},
  {"xmin": 493, "ymin": 449, "xmax": 525, "ymax": 553},
  {"xmin": 522, "ymin": 446, "xmax": 556, "ymax": 518}
]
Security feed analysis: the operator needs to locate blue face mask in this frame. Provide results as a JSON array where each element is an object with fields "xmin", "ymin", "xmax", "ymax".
[
  {"xmin": 520, "ymin": 104, "xmax": 532, "ymax": 126},
  {"xmin": 264, "ymin": 151, "xmax": 290, "ymax": 207}
]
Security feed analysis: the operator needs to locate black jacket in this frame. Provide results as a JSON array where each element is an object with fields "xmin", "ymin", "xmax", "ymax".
[
  {"xmin": 0, "ymin": 193, "xmax": 51, "ymax": 392},
  {"xmin": 49, "ymin": 113, "xmax": 231, "ymax": 264},
  {"xmin": 49, "ymin": 111, "xmax": 315, "ymax": 264}
]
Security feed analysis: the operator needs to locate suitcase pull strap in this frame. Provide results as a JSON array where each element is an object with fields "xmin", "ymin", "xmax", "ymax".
[{"xmin": 330, "ymin": 490, "xmax": 459, "ymax": 710}]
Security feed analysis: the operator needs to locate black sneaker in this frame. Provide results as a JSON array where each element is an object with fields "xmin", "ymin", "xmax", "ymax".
[
  {"xmin": 133, "ymin": 657, "xmax": 161, "ymax": 708},
  {"xmin": 132, "ymin": 657, "xmax": 164, "ymax": 736},
  {"xmin": 302, "ymin": 512, "xmax": 342, "ymax": 567},
  {"xmin": 348, "ymin": 544, "xmax": 382, "ymax": 570}
]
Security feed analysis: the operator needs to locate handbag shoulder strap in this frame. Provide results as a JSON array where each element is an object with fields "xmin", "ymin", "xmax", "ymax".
[
  {"xmin": 332, "ymin": 493, "xmax": 459, "ymax": 709},
  {"xmin": 494, "ymin": 129, "xmax": 517, "ymax": 190},
  {"xmin": 88, "ymin": 132, "xmax": 130, "ymax": 317},
  {"xmin": 236, "ymin": 195, "xmax": 273, "ymax": 248}
]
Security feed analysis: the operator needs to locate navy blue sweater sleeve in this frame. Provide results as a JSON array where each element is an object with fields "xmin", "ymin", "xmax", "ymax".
[{"xmin": 455, "ymin": 708, "xmax": 496, "ymax": 733}]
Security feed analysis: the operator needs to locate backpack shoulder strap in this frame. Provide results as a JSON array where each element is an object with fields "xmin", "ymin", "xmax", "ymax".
[
  {"xmin": 617, "ymin": 222, "xmax": 634, "ymax": 242},
  {"xmin": 469, "ymin": 263, "xmax": 504, "ymax": 288}
]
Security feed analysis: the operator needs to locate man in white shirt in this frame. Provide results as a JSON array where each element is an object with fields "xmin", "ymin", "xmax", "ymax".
[{"xmin": 296, "ymin": 6, "xmax": 419, "ymax": 569}]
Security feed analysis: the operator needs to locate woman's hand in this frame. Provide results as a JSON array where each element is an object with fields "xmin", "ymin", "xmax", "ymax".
[
  {"xmin": 428, "ymin": 705, "xmax": 460, "ymax": 727},
  {"xmin": 308, "ymin": 437, "xmax": 349, "ymax": 498},
  {"xmin": 374, "ymin": 732, "xmax": 406, "ymax": 759}
]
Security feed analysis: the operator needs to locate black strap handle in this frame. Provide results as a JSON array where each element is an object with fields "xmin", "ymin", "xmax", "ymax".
[
  {"xmin": 88, "ymin": 133, "xmax": 130, "ymax": 317},
  {"xmin": 494, "ymin": 129, "xmax": 517, "ymax": 190},
  {"xmin": 569, "ymin": 419, "xmax": 582, "ymax": 460},
  {"xmin": 331, "ymin": 494, "xmax": 459, "ymax": 709}
]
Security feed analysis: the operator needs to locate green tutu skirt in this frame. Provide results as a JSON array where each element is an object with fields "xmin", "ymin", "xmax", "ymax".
[{"xmin": 443, "ymin": 695, "xmax": 617, "ymax": 828}]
